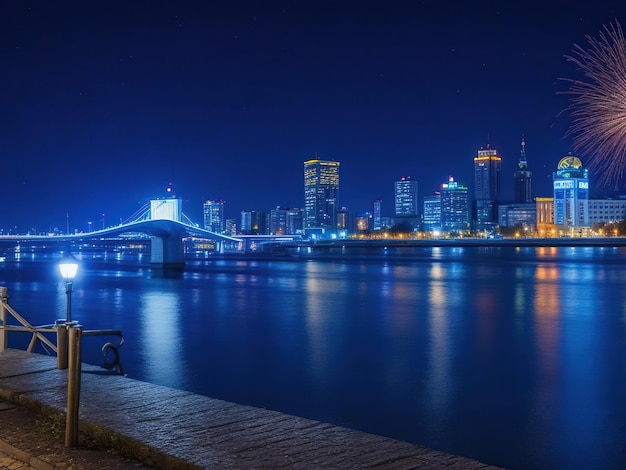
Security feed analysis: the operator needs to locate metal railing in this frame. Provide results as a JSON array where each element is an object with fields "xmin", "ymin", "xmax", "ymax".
[
  {"xmin": 1, "ymin": 286, "xmax": 126, "ymax": 446},
  {"xmin": 0, "ymin": 287, "xmax": 125, "ymax": 375}
]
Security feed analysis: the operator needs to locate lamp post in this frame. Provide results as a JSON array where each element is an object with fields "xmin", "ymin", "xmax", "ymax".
[{"xmin": 58, "ymin": 258, "xmax": 78, "ymax": 322}]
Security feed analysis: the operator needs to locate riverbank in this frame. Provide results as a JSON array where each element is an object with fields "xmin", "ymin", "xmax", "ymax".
[{"xmin": 0, "ymin": 349, "xmax": 502, "ymax": 469}]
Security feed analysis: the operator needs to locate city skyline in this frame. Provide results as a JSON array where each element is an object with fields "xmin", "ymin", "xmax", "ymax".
[{"xmin": 2, "ymin": 1, "xmax": 626, "ymax": 231}]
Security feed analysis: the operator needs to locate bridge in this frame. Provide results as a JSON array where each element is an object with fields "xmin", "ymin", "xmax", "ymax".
[{"xmin": 1, "ymin": 198, "xmax": 301, "ymax": 267}]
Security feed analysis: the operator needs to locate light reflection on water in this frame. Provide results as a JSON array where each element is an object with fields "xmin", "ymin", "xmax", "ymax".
[{"xmin": 2, "ymin": 246, "xmax": 626, "ymax": 469}]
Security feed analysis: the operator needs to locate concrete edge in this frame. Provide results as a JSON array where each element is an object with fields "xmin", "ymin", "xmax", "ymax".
[{"xmin": 0, "ymin": 386, "xmax": 201, "ymax": 470}]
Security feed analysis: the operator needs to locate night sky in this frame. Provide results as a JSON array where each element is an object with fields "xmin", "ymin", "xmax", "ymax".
[{"xmin": 2, "ymin": 1, "xmax": 625, "ymax": 233}]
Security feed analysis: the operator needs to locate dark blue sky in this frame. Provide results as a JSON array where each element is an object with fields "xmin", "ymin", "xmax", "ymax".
[{"xmin": 2, "ymin": 1, "xmax": 625, "ymax": 232}]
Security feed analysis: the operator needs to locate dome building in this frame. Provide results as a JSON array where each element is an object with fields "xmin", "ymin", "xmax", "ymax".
[{"xmin": 552, "ymin": 155, "xmax": 589, "ymax": 229}]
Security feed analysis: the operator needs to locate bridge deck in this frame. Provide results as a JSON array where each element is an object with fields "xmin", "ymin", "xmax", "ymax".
[{"xmin": 0, "ymin": 349, "xmax": 503, "ymax": 469}]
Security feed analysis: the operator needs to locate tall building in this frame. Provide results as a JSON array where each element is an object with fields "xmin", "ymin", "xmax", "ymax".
[
  {"xmin": 203, "ymin": 200, "xmax": 225, "ymax": 233},
  {"xmin": 553, "ymin": 154, "xmax": 589, "ymax": 228},
  {"xmin": 423, "ymin": 192, "xmax": 442, "ymax": 232},
  {"xmin": 270, "ymin": 207, "xmax": 288, "ymax": 235},
  {"xmin": 514, "ymin": 137, "xmax": 532, "ymax": 203},
  {"xmin": 269, "ymin": 207, "xmax": 303, "ymax": 235},
  {"xmin": 337, "ymin": 207, "xmax": 356, "ymax": 233},
  {"xmin": 536, "ymin": 197, "xmax": 555, "ymax": 236},
  {"xmin": 286, "ymin": 208, "xmax": 304, "ymax": 235},
  {"xmin": 372, "ymin": 199, "xmax": 383, "ymax": 230},
  {"xmin": 474, "ymin": 144, "xmax": 502, "ymax": 231},
  {"xmin": 441, "ymin": 176, "xmax": 470, "ymax": 232},
  {"xmin": 304, "ymin": 159, "xmax": 340, "ymax": 230},
  {"xmin": 240, "ymin": 210, "xmax": 268, "ymax": 234},
  {"xmin": 394, "ymin": 177, "xmax": 418, "ymax": 216}
]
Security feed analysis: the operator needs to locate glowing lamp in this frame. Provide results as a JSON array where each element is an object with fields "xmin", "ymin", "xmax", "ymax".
[
  {"xmin": 58, "ymin": 256, "xmax": 79, "ymax": 322},
  {"xmin": 58, "ymin": 262, "xmax": 78, "ymax": 281}
]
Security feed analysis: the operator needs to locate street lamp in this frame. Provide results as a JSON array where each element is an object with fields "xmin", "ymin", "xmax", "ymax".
[{"xmin": 58, "ymin": 257, "xmax": 78, "ymax": 322}]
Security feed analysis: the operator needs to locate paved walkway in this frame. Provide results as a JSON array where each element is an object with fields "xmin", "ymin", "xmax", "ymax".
[{"xmin": 0, "ymin": 349, "xmax": 503, "ymax": 469}]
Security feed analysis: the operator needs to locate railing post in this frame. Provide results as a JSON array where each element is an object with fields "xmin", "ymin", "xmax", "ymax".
[
  {"xmin": 0, "ymin": 287, "xmax": 7, "ymax": 352},
  {"xmin": 65, "ymin": 323, "xmax": 82, "ymax": 447},
  {"xmin": 56, "ymin": 320, "xmax": 68, "ymax": 369}
]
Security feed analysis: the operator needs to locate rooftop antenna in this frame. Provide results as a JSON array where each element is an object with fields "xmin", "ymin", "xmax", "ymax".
[{"xmin": 519, "ymin": 136, "xmax": 528, "ymax": 169}]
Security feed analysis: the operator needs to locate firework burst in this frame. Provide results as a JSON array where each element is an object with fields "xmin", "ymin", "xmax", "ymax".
[{"xmin": 561, "ymin": 20, "xmax": 626, "ymax": 191}]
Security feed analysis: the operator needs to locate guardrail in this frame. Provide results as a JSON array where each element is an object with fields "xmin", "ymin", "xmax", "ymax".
[{"xmin": 0, "ymin": 286, "xmax": 124, "ymax": 375}]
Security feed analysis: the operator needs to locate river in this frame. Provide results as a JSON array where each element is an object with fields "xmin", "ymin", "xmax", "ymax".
[{"xmin": 1, "ymin": 245, "xmax": 626, "ymax": 469}]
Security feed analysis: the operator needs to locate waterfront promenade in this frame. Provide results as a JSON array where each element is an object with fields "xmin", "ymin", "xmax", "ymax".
[{"xmin": 0, "ymin": 349, "xmax": 502, "ymax": 469}]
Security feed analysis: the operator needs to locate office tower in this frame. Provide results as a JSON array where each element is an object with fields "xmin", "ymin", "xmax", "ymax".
[
  {"xmin": 240, "ymin": 210, "xmax": 268, "ymax": 234},
  {"xmin": 286, "ymin": 208, "xmax": 304, "ymax": 235},
  {"xmin": 394, "ymin": 177, "xmax": 418, "ymax": 216},
  {"xmin": 270, "ymin": 207, "xmax": 288, "ymax": 235},
  {"xmin": 203, "ymin": 200, "xmax": 225, "ymax": 233},
  {"xmin": 304, "ymin": 158, "xmax": 340, "ymax": 229},
  {"xmin": 337, "ymin": 207, "xmax": 356, "ymax": 233},
  {"xmin": 474, "ymin": 144, "xmax": 502, "ymax": 230},
  {"xmin": 240, "ymin": 210, "xmax": 252, "ymax": 234},
  {"xmin": 514, "ymin": 137, "xmax": 533, "ymax": 203},
  {"xmin": 372, "ymin": 199, "xmax": 383, "ymax": 230},
  {"xmin": 423, "ymin": 191, "xmax": 442, "ymax": 232},
  {"xmin": 552, "ymin": 154, "xmax": 589, "ymax": 227},
  {"xmin": 225, "ymin": 218, "xmax": 237, "ymax": 236},
  {"xmin": 535, "ymin": 197, "xmax": 555, "ymax": 236},
  {"xmin": 441, "ymin": 176, "xmax": 470, "ymax": 232}
]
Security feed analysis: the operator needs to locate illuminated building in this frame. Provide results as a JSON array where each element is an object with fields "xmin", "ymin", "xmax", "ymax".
[
  {"xmin": 422, "ymin": 192, "xmax": 442, "ymax": 232},
  {"xmin": 441, "ymin": 176, "xmax": 469, "ymax": 232},
  {"xmin": 552, "ymin": 155, "xmax": 589, "ymax": 227},
  {"xmin": 240, "ymin": 210, "xmax": 268, "ymax": 234},
  {"xmin": 355, "ymin": 216, "xmax": 369, "ymax": 232},
  {"xmin": 203, "ymin": 200, "xmax": 225, "ymax": 233},
  {"xmin": 394, "ymin": 177, "xmax": 418, "ymax": 216},
  {"xmin": 372, "ymin": 199, "xmax": 383, "ymax": 230},
  {"xmin": 498, "ymin": 203, "xmax": 536, "ymax": 228},
  {"xmin": 474, "ymin": 144, "xmax": 502, "ymax": 230},
  {"xmin": 270, "ymin": 207, "xmax": 303, "ymax": 235},
  {"xmin": 337, "ymin": 208, "xmax": 356, "ymax": 233},
  {"xmin": 286, "ymin": 208, "xmax": 304, "ymax": 235},
  {"xmin": 587, "ymin": 198, "xmax": 626, "ymax": 225},
  {"xmin": 270, "ymin": 207, "xmax": 288, "ymax": 235},
  {"xmin": 514, "ymin": 137, "xmax": 532, "ymax": 203},
  {"xmin": 225, "ymin": 218, "xmax": 237, "ymax": 236},
  {"xmin": 304, "ymin": 159, "xmax": 340, "ymax": 230},
  {"xmin": 535, "ymin": 197, "xmax": 555, "ymax": 236}
]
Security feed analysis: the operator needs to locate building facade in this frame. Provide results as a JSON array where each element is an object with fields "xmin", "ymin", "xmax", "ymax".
[
  {"xmin": 497, "ymin": 203, "xmax": 536, "ymax": 229},
  {"xmin": 552, "ymin": 155, "xmax": 589, "ymax": 228},
  {"xmin": 304, "ymin": 159, "xmax": 340, "ymax": 230},
  {"xmin": 587, "ymin": 198, "xmax": 626, "ymax": 225},
  {"xmin": 203, "ymin": 200, "xmax": 225, "ymax": 233},
  {"xmin": 474, "ymin": 145, "xmax": 502, "ymax": 231},
  {"xmin": 514, "ymin": 137, "xmax": 532, "ymax": 203},
  {"xmin": 394, "ymin": 177, "xmax": 418, "ymax": 216},
  {"xmin": 372, "ymin": 199, "xmax": 383, "ymax": 230},
  {"xmin": 423, "ymin": 192, "xmax": 442, "ymax": 232},
  {"xmin": 240, "ymin": 210, "xmax": 268, "ymax": 235},
  {"xmin": 441, "ymin": 176, "xmax": 470, "ymax": 232}
]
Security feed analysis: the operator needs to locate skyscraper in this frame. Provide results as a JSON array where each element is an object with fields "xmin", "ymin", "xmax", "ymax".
[
  {"xmin": 372, "ymin": 199, "xmax": 383, "ymax": 230},
  {"xmin": 553, "ymin": 154, "xmax": 589, "ymax": 228},
  {"xmin": 304, "ymin": 158, "xmax": 340, "ymax": 230},
  {"xmin": 441, "ymin": 176, "xmax": 469, "ymax": 232},
  {"xmin": 474, "ymin": 144, "xmax": 502, "ymax": 230},
  {"xmin": 394, "ymin": 177, "xmax": 418, "ymax": 216},
  {"xmin": 514, "ymin": 137, "xmax": 532, "ymax": 203},
  {"xmin": 423, "ymin": 191, "xmax": 442, "ymax": 232},
  {"xmin": 203, "ymin": 200, "xmax": 225, "ymax": 233}
]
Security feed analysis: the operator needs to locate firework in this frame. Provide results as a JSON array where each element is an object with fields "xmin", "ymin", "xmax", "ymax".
[{"xmin": 561, "ymin": 20, "xmax": 626, "ymax": 191}]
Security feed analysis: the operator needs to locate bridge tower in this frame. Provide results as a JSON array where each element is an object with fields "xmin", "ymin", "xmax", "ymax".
[{"xmin": 149, "ymin": 198, "xmax": 185, "ymax": 268}]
